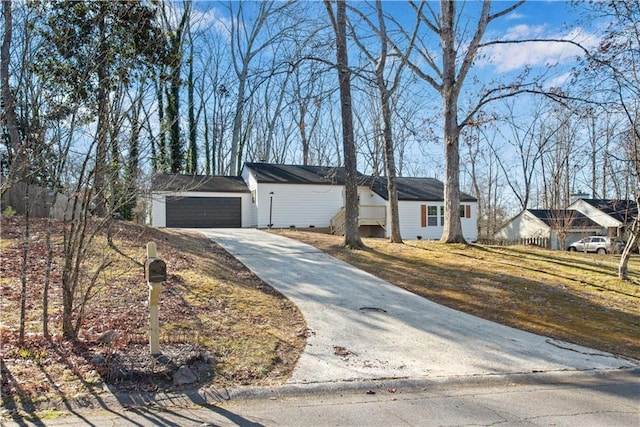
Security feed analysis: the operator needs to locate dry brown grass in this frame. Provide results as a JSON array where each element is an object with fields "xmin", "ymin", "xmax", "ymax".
[
  {"xmin": 0, "ymin": 217, "xmax": 306, "ymax": 411},
  {"xmin": 3, "ymin": 217, "xmax": 639, "ymax": 415},
  {"xmin": 275, "ymin": 229, "xmax": 640, "ymax": 360}
]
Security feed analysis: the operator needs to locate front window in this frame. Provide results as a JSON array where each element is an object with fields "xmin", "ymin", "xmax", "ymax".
[{"xmin": 428, "ymin": 206, "xmax": 438, "ymax": 226}]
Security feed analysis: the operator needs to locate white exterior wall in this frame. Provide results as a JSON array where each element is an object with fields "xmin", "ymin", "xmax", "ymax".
[
  {"xmin": 358, "ymin": 186, "xmax": 386, "ymax": 206},
  {"xmin": 462, "ymin": 203, "xmax": 479, "ymax": 242},
  {"xmin": 399, "ymin": 201, "xmax": 436, "ymax": 240},
  {"xmin": 241, "ymin": 169, "xmax": 259, "ymax": 227},
  {"xmin": 398, "ymin": 201, "xmax": 479, "ymax": 241},
  {"xmin": 569, "ymin": 200, "xmax": 622, "ymax": 228},
  {"xmin": 150, "ymin": 192, "xmax": 252, "ymax": 228},
  {"xmin": 494, "ymin": 211, "xmax": 550, "ymax": 240},
  {"xmin": 151, "ymin": 194, "xmax": 166, "ymax": 227},
  {"xmin": 255, "ymin": 183, "xmax": 344, "ymax": 228}
]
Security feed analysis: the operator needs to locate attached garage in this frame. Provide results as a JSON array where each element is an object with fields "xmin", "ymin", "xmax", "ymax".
[
  {"xmin": 165, "ymin": 196, "xmax": 241, "ymax": 228},
  {"xmin": 151, "ymin": 174, "xmax": 251, "ymax": 228}
]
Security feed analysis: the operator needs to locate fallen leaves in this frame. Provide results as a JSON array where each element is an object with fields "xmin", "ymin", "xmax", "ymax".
[{"xmin": 1, "ymin": 216, "xmax": 306, "ymax": 410}]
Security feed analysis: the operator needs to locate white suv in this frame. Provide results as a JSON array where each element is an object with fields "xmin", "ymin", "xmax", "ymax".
[{"xmin": 567, "ymin": 236, "xmax": 625, "ymax": 254}]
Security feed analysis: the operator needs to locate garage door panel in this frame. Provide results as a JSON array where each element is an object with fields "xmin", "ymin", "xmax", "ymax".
[{"xmin": 166, "ymin": 197, "xmax": 241, "ymax": 228}]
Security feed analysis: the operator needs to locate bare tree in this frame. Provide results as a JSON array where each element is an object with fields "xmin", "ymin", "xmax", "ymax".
[
  {"xmin": 325, "ymin": 0, "xmax": 363, "ymax": 249},
  {"xmin": 348, "ymin": 0, "xmax": 414, "ymax": 243},
  {"xmin": 461, "ymin": 121, "xmax": 509, "ymax": 239},
  {"xmin": 224, "ymin": 0, "xmax": 299, "ymax": 175},
  {"xmin": 394, "ymin": 1, "xmax": 544, "ymax": 243},
  {"xmin": 462, "ymin": 125, "xmax": 483, "ymax": 238},
  {"xmin": 490, "ymin": 99, "xmax": 564, "ymax": 211},
  {"xmin": 156, "ymin": 0, "xmax": 191, "ymax": 174},
  {"xmin": 195, "ymin": 30, "xmax": 234, "ymax": 175},
  {"xmin": 256, "ymin": 53, "xmax": 292, "ymax": 163},
  {"xmin": 288, "ymin": 54, "xmax": 329, "ymax": 166},
  {"xmin": 1, "ymin": 0, "xmax": 27, "ymax": 196},
  {"xmin": 574, "ymin": 1, "xmax": 640, "ymax": 279},
  {"xmin": 541, "ymin": 106, "xmax": 583, "ymax": 209},
  {"xmin": 186, "ymin": 17, "xmax": 197, "ymax": 174}
]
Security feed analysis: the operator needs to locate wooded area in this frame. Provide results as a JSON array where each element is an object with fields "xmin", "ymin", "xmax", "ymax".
[{"xmin": 2, "ymin": 0, "xmax": 640, "ymax": 341}]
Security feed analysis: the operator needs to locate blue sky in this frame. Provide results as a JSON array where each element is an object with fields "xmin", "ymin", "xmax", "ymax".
[
  {"xmin": 189, "ymin": 1, "xmax": 597, "ymax": 77},
  {"xmin": 480, "ymin": 1, "xmax": 597, "ymax": 73},
  {"xmin": 186, "ymin": 1, "xmax": 605, "ymax": 186}
]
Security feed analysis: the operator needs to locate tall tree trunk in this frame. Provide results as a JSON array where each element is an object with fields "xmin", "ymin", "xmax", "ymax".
[
  {"xmin": 158, "ymin": 1, "xmax": 190, "ymax": 174},
  {"xmin": 590, "ymin": 115, "xmax": 597, "ymax": 197},
  {"xmin": 19, "ymin": 185, "xmax": 30, "ymax": 344},
  {"xmin": 299, "ymin": 99, "xmax": 310, "ymax": 165},
  {"xmin": 380, "ymin": 87, "xmax": 402, "ymax": 243},
  {"xmin": 370, "ymin": 0, "xmax": 403, "ymax": 243},
  {"xmin": 440, "ymin": 1, "xmax": 465, "ymax": 243},
  {"xmin": 327, "ymin": 0, "xmax": 363, "ymax": 249},
  {"xmin": 155, "ymin": 71, "xmax": 167, "ymax": 173},
  {"xmin": 441, "ymin": 103, "xmax": 464, "ymax": 243},
  {"xmin": 43, "ymin": 193, "xmax": 57, "ymax": 337},
  {"xmin": 168, "ymin": 76, "xmax": 182, "ymax": 172},
  {"xmin": 93, "ymin": 12, "xmax": 109, "ymax": 216},
  {"xmin": 187, "ymin": 31, "xmax": 197, "ymax": 174},
  {"xmin": 204, "ymin": 109, "xmax": 211, "ymax": 174},
  {"xmin": 619, "ymin": 215, "xmax": 638, "ymax": 280},
  {"xmin": 121, "ymin": 104, "xmax": 141, "ymax": 221},
  {"xmin": 1, "ymin": 0, "xmax": 27, "ymax": 196},
  {"xmin": 230, "ymin": 70, "xmax": 247, "ymax": 175}
]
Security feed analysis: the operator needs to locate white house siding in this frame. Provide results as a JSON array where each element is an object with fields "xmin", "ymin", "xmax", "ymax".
[
  {"xmin": 150, "ymin": 192, "xmax": 252, "ymax": 228},
  {"xmin": 255, "ymin": 183, "xmax": 344, "ymax": 228},
  {"xmin": 151, "ymin": 194, "xmax": 166, "ymax": 227},
  {"xmin": 462, "ymin": 203, "xmax": 479, "ymax": 242},
  {"xmin": 397, "ymin": 201, "xmax": 478, "ymax": 241},
  {"xmin": 399, "ymin": 201, "xmax": 433, "ymax": 240},
  {"xmin": 358, "ymin": 187, "xmax": 386, "ymax": 207},
  {"xmin": 241, "ymin": 169, "xmax": 259, "ymax": 227},
  {"xmin": 494, "ymin": 211, "xmax": 550, "ymax": 241},
  {"xmin": 569, "ymin": 200, "xmax": 622, "ymax": 228}
]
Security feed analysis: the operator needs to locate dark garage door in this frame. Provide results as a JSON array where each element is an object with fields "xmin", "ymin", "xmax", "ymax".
[{"xmin": 166, "ymin": 197, "xmax": 241, "ymax": 228}]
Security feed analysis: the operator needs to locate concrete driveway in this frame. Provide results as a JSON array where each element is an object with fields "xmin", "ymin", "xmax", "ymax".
[{"xmin": 200, "ymin": 229, "xmax": 638, "ymax": 385}]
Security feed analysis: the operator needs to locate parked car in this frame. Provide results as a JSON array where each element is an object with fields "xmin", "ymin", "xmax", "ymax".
[{"xmin": 567, "ymin": 236, "xmax": 626, "ymax": 254}]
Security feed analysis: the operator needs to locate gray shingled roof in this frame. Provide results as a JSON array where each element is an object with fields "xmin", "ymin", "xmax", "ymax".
[
  {"xmin": 528, "ymin": 209, "xmax": 601, "ymax": 228},
  {"xmin": 578, "ymin": 199, "xmax": 638, "ymax": 223},
  {"xmin": 151, "ymin": 174, "xmax": 250, "ymax": 193},
  {"xmin": 368, "ymin": 176, "xmax": 477, "ymax": 202},
  {"xmin": 244, "ymin": 163, "xmax": 475, "ymax": 202},
  {"xmin": 153, "ymin": 164, "xmax": 473, "ymax": 202},
  {"xmin": 243, "ymin": 162, "xmax": 367, "ymax": 185}
]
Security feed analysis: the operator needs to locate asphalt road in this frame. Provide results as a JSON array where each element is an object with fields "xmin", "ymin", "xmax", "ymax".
[{"xmin": 3, "ymin": 371, "xmax": 638, "ymax": 426}]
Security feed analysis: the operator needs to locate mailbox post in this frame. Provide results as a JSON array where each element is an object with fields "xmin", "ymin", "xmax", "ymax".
[{"xmin": 145, "ymin": 242, "xmax": 166, "ymax": 355}]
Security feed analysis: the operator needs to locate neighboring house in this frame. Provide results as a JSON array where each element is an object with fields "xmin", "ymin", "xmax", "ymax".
[
  {"xmin": 150, "ymin": 162, "xmax": 478, "ymax": 241},
  {"xmin": 494, "ymin": 209, "xmax": 603, "ymax": 250},
  {"xmin": 495, "ymin": 197, "xmax": 639, "ymax": 249},
  {"xmin": 567, "ymin": 198, "xmax": 638, "ymax": 238}
]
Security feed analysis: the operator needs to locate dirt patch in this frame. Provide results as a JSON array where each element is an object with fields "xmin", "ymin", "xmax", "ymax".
[{"xmin": 89, "ymin": 343, "xmax": 215, "ymax": 391}]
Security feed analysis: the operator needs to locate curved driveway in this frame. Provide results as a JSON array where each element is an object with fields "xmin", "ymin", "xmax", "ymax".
[{"xmin": 200, "ymin": 229, "xmax": 638, "ymax": 385}]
